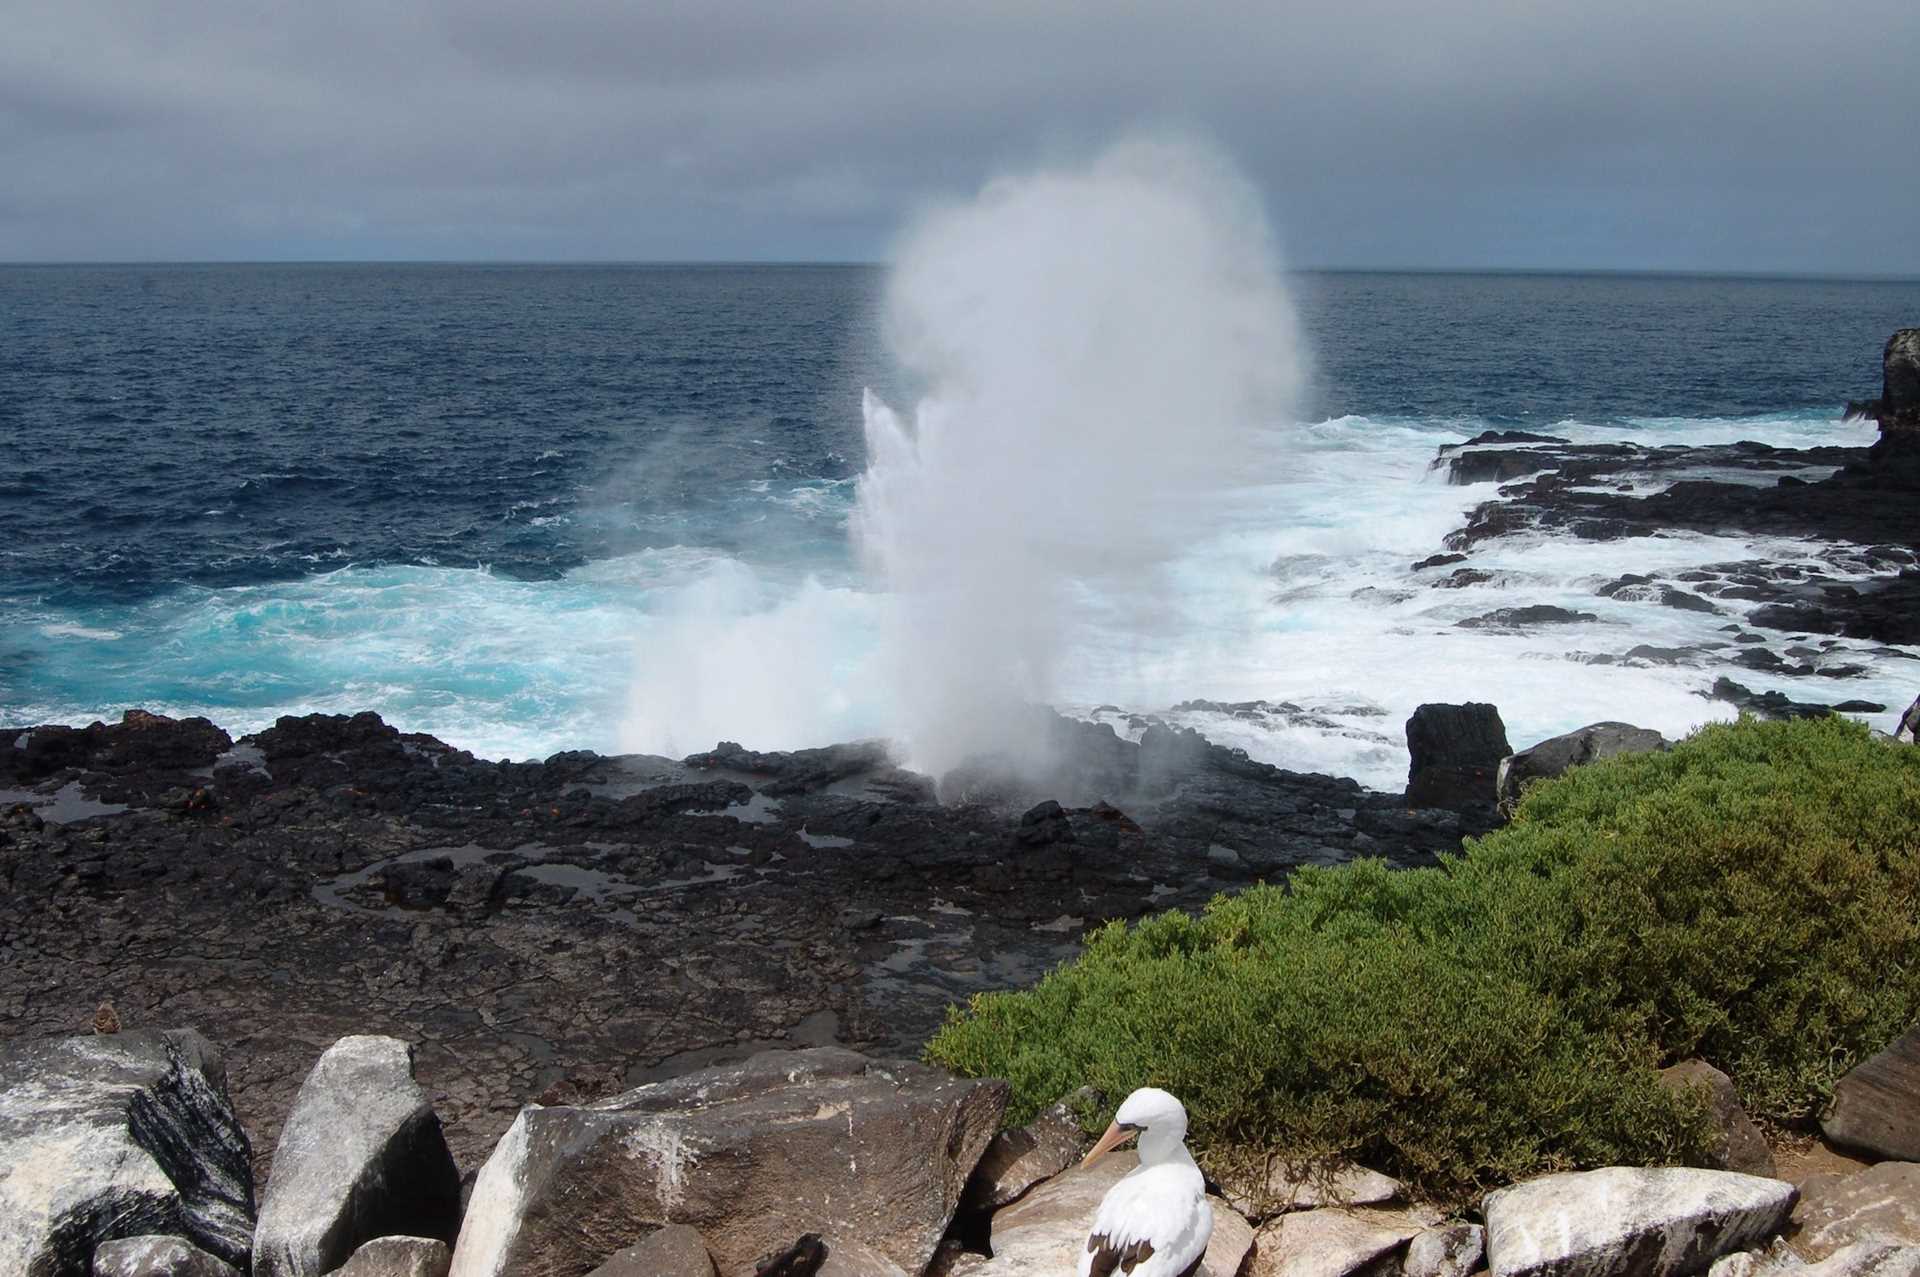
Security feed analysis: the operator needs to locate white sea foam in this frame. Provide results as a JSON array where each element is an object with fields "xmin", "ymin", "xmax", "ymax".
[
  {"xmin": 853, "ymin": 135, "xmax": 1304, "ymax": 774},
  {"xmin": 37, "ymin": 623, "xmax": 123, "ymax": 641},
  {"xmin": 15, "ymin": 407, "xmax": 1914, "ymax": 786}
]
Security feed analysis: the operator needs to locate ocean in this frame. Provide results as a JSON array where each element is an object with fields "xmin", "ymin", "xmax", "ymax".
[{"xmin": 3, "ymin": 262, "xmax": 1917, "ymax": 789}]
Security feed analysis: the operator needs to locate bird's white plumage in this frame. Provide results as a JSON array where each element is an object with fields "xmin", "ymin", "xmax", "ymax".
[
  {"xmin": 1079, "ymin": 1088, "xmax": 1213, "ymax": 1277},
  {"xmin": 1079, "ymin": 1160, "xmax": 1212, "ymax": 1277}
]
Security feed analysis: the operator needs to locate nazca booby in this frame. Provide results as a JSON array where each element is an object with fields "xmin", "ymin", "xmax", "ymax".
[{"xmin": 1078, "ymin": 1087, "xmax": 1212, "ymax": 1277}]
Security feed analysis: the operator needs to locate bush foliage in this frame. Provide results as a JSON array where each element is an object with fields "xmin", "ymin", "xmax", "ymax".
[{"xmin": 926, "ymin": 716, "xmax": 1920, "ymax": 1201}]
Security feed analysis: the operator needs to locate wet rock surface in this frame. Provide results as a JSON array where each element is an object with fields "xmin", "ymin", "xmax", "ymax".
[
  {"xmin": 0, "ymin": 708, "xmax": 1478, "ymax": 1183},
  {"xmin": 1416, "ymin": 409, "xmax": 1920, "ymax": 725},
  {"xmin": 1433, "ymin": 429, "xmax": 1920, "ymax": 647}
]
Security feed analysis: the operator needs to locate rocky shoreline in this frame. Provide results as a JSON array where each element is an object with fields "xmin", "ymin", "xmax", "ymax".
[
  {"xmin": 0, "ymin": 704, "xmax": 1488, "ymax": 1186},
  {"xmin": 5, "ymin": 332, "xmax": 1918, "ymax": 1275}
]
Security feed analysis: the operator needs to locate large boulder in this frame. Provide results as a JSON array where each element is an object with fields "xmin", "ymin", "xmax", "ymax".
[
  {"xmin": 1498, "ymin": 722, "xmax": 1670, "ymax": 810},
  {"xmin": 449, "ymin": 1047, "xmax": 1007, "ymax": 1277},
  {"xmin": 1247, "ymin": 1205, "xmax": 1435, "ymax": 1277},
  {"xmin": 976, "ymin": 1152, "xmax": 1254, "ymax": 1277},
  {"xmin": 1483, "ymin": 1167, "xmax": 1795, "ymax": 1277},
  {"xmin": 1658, "ymin": 1060, "xmax": 1775, "ymax": 1177},
  {"xmin": 1824, "ymin": 1025, "xmax": 1920, "ymax": 1160},
  {"xmin": 1792, "ymin": 1163, "xmax": 1920, "ymax": 1262},
  {"xmin": 252, "ymin": 1036, "xmax": 461, "ymax": 1277},
  {"xmin": 90, "ymin": 1235, "xmax": 240, "ymax": 1277},
  {"xmin": 0, "ymin": 1029, "xmax": 255, "ymax": 1275},
  {"xmin": 1406, "ymin": 703, "xmax": 1510, "ymax": 810}
]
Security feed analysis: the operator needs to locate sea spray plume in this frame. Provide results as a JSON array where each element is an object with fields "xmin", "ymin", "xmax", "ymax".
[{"xmin": 855, "ymin": 136, "xmax": 1303, "ymax": 777}]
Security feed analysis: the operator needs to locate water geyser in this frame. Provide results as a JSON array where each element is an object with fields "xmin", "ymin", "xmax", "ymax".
[{"xmin": 855, "ymin": 135, "xmax": 1305, "ymax": 775}]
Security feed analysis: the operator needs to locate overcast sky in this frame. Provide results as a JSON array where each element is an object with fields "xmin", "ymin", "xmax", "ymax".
[{"xmin": 5, "ymin": 0, "xmax": 1917, "ymax": 273}]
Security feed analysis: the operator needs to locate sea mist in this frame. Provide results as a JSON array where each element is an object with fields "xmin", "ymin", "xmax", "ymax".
[{"xmin": 856, "ymin": 136, "xmax": 1303, "ymax": 775}]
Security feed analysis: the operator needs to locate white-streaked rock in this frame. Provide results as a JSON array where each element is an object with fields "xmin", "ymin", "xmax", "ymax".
[
  {"xmin": 1793, "ymin": 1163, "xmax": 1920, "ymax": 1261},
  {"xmin": 449, "ymin": 1047, "xmax": 1005, "ymax": 1277},
  {"xmin": 1798, "ymin": 1243, "xmax": 1920, "ymax": 1277},
  {"xmin": 1712, "ymin": 1239, "xmax": 1920, "ymax": 1277},
  {"xmin": 0, "ymin": 1029, "xmax": 254, "ymax": 1275},
  {"xmin": 971, "ymin": 1153, "xmax": 1253, "ymax": 1277},
  {"xmin": 1247, "ymin": 1205, "xmax": 1436, "ymax": 1277},
  {"xmin": 1484, "ymin": 1166, "xmax": 1796, "ymax": 1277},
  {"xmin": 252, "ymin": 1036, "xmax": 461, "ymax": 1277},
  {"xmin": 91, "ymin": 1234, "xmax": 241, "ymax": 1277}
]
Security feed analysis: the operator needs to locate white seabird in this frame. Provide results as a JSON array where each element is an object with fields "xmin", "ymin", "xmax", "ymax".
[{"xmin": 1079, "ymin": 1087, "xmax": 1213, "ymax": 1277}]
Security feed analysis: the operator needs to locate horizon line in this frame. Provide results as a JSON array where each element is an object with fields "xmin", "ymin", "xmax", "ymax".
[{"xmin": 4, "ymin": 259, "xmax": 1919, "ymax": 284}]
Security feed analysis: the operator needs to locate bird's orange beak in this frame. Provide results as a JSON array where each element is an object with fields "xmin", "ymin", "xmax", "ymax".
[{"xmin": 1081, "ymin": 1121, "xmax": 1136, "ymax": 1169}]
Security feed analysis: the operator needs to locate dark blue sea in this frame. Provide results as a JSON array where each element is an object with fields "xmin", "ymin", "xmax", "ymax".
[{"xmin": 3, "ymin": 264, "xmax": 1916, "ymax": 784}]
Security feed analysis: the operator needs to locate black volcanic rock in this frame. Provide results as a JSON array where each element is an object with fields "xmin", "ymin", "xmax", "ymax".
[
  {"xmin": 1845, "ymin": 328, "xmax": 1920, "ymax": 429},
  {"xmin": 1441, "ymin": 430, "xmax": 1573, "ymax": 449},
  {"xmin": 0, "ymin": 707, "xmax": 1483, "ymax": 1188},
  {"xmin": 1497, "ymin": 722, "xmax": 1669, "ymax": 810},
  {"xmin": 1426, "ymin": 336, "xmax": 1920, "ymax": 650},
  {"xmin": 1706, "ymin": 678, "xmax": 1884, "ymax": 720},
  {"xmin": 1406, "ymin": 703, "xmax": 1510, "ymax": 812},
  {"xmin": 1596, "ymin": 575, "xmax": 1722, "ymax": 614},
  {"xmin": 1457, "ymin": 605, "xmax": 1599, "ymax": 630}
]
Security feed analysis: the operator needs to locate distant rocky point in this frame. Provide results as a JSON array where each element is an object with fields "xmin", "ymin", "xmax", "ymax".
[{"xmin": 1845, "ymin": 328, "xmax": 1920, "ymax": 430}]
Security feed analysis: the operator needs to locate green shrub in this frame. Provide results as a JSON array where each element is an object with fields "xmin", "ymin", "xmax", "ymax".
[{"xmin": 926, "ymin": 716, "xmax": 1920, "ymax": 1202}]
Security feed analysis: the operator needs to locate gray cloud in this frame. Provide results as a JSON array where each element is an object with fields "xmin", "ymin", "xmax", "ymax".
[{"xmin": 3, "ymin": 0, "xmax": 1916, "ymax": 271}]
